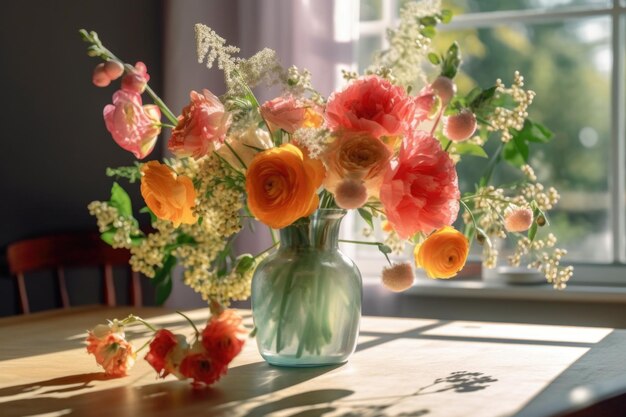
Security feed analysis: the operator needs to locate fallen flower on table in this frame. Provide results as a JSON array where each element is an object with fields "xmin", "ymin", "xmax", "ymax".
[
  {"xmin": 85, "ymin": 309, "xmax": 247, "ymax": 387},
  {"xmin": 85, "ymin": 321, "xmax": 136, "ymax": 377}
]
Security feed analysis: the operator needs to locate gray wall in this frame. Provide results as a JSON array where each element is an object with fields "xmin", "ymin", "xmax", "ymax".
[{"xmin": 0, "ymin": 0, "xmax": 164, "ymax": 315}]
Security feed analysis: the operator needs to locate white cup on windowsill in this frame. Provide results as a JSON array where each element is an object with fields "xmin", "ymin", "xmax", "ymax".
[{"xmin": 482, "ymin": 265, "xmax": 545, "ymax": 285}]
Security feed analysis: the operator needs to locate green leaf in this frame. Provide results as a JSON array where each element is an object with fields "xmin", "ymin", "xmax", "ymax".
[
  {"xmin": 176, "ymin": 233, "xmax": 196, "ymax": 245},
  {"xmin": 492, "ymin": 93, "xmax": 518, "ymax": 110},
  {"xmin": 155, "ymin": 277, "xmax": 172, "ymax": 306},
  {"xmin": 441, "ymin": 42, "xmax": 461, "ymax": 79},
  {"xmin": 440, "ymin": 9, "xmax": 453, "ymax": 24},
  {"xmin": 420, "ymin": 16, "xmax": 437, "ymax": 26},
  {"xmin": 153, "ymin": 255, "xmax": 177, "ymax": 285},
  {"xmin": 503, "ymin": 133, "xmax": 529, "ymax": 168},
  {"xmin": 109, "ymin": 182, "xmax": 133, "ymax": 217},
  {"xmin": 516, "ymin": 119, "xmax": 554, "ymax": 143},
  {"xmin": 357, "ymin": 208, "xmax": 374, "ymax": 230},
  {"xmin": 100, "ymin": 229, "xmax": 115, "ymax": 246},
  {"xmin": 464, "ymin": 87, "xmax": 483, "ymax": 106},
  {"xmin": 152, "ymin": 255, "xmax": 177, "ymax": 305},
  {"xmin": 377, "ymin": 244, "xmax": 392, "ymax": 254},
  {"xmin": 528, "ymin": 221, "xmax": 538, "ymax": 242},
  {"xmin": 469, "ymin": 86, "xmax": 497, "ymax": 113},
  {"xmin": 427, "ymin": 52, "xmax": 441, "ymax": 65},
  {"xmin": 454, "ymin": 143, "xmax": 488, "ymax": 158},
  {"xmin": 421, "ymin": 25, "xmax": 437, "ymax": 39},
  {"xmin": 235, "ymin": 254, "xmax": 255, "ymax": 275}
]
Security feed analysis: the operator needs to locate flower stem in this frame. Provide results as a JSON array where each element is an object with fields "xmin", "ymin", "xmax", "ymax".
[
  {"xmin": 145, "ymin": 84, "xmax": 178, "ymax": 125},
  {"xmin": 225, "ymin": 141, "xmax": 247, "ymax": 169},
  {"xmin": 480, "ymin": 141, "xmax": 504, "ymax": 187},
  {"xmin": 136, "ymin": 338, "xmax": 152, "ymax": 353},
  {"xmin": 430, "ymin": 105, "xmax": 446, "ymax": 136},
  {"xmin": 82, "ymin": 31, "xmax": 179, "ymax": 126},
  {"xmin": 255, "ymin": 242, "xmax": 279, "ymax": 259},
  {"xmin": 175, "ymin": 310, "xmax": 200, "ymax": 339},
  {"xmin": 339, "ymin": 239, "xmax": 384, "ymax": 246}
]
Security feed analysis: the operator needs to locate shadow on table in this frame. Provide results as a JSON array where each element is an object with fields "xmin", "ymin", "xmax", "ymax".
[{"xmin": 0, "ymin": 361, "xmax": 339, "ymax": 417}]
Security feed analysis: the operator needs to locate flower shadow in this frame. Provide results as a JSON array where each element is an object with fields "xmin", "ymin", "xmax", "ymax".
[
  {"xmin": 0, "ymin": 362, "xmax": 341, "ymax": 417},
  {"xmin": 0, "ymin": 372, "xmax": 115, "ymax": 398}
]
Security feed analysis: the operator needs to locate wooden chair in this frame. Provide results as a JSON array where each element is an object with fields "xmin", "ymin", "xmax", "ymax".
[{"xmin": 7, "ymin": 232, "xmax": 142, "ymax": 314}]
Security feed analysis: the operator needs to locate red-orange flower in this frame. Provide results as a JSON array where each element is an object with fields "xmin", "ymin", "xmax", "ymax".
[
  {"xmin": 145, "ymin": 329, "xmax": 178, "ymax": 377},
  {"xmin": 201, "ymin": 310, "xmax": 246, "ymax": 365},
  {"xmin": 179, "ymin": 350, "xmax": 227, "ymax": 387}
]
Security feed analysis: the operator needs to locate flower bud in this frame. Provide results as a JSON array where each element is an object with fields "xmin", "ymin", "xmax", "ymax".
[
  {"xmin": 537, "ymin": 215, "xmax": 546, "ymax": 226},
  {"xmin": 334, "ymin": 179, "xmax": 368, "ymax": 209},
  {"xmin": 104, "ymin": 60, "xmax": 124, "ymax": 80},
  {"xmin": 92, "ymin": 63, "xmax": 110, "ymax": 87},
  {"xmin": 504, "ymin": 207, "xmax": 533, "ymax": 232},
  {"xmin": 382, "ymin": 263, "xmax": 414, "ymax": 292},
  {"xmin": 431, "ymin": 76, "xmax": 457, "ymax": 105},
  {"xmin": 122, "ymin": 62, "xmax": 150, "ymax": 94},
  {"xmin": 444, "ymin": 109, "xmax": 477, "ymax": 142}
]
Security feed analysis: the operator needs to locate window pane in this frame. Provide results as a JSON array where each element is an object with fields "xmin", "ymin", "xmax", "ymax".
[
  {"xmin": 357, "ymin": 35, "xmax": 382, "ymax": 72},
  {"xmin": 622, "ymin": 13, "xmax": 626, "ymax": 261},
  {"xmin": 361, "ymin": 0, "xmax": 383, "ymax": 21},
  {"xmin": 437, "ymin": 17, "xmax": 612, "ymax": 262},
  {"xmin": 440, "ymin": 0, "xmax": 610, "ymax": 14}
]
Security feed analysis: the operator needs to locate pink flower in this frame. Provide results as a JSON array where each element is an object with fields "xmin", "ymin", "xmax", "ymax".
[
  {"xmin": 168, "ymin": 89, "xmax": 231, "ymax": 159},
  {"xmin": 86, "ymin": 325, "xmax": 135, "ymax": 377},
  {"xmin": 413, "ymin": 86, "xmax": 439, "ymax": 122},
  {"xmin": 121, "ymin": 61, "xmax": 150, "ymax": 94},
  {"xmin": 380, "ymin": 131, "xmax": 460, "ymax": 239},
  {"xmin": 103, "ymin": 90, "xmax": 161, "ymax": 159},
  {"xmin": 325, "ymin": 75, "xmax": 415, "ymax": 138},
  {"xmin": 260, "ymin": 96, "xmax": 308, "ymax": 133}
]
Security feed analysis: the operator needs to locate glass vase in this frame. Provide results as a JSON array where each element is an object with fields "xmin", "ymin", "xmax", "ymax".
[{"xmin": 251, "ymin": 208, "xmax": 362, "ymax": 367}]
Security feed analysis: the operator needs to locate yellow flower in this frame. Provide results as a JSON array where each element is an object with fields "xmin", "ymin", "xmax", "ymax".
[
  {"xmin": 140, "ymin": 161, "xmax": 197, "ymax": 227},
  {"xmin": 246, "ymin": 144, "xmax": 325, "ymax": 229},
  {"xmin": 414, "ymin": 226, "xmax": 469, "ymax": 279}
]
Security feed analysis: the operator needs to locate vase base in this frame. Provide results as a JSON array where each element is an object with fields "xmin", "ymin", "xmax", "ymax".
[{"xmin": 261, "ymin": 352, "xmax": 350, "ymax": 368}]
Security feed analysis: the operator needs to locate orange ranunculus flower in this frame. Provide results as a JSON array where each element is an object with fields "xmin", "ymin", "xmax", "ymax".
[
  {"xmin": 323, "ymin": 133, "xmax": 392, "ymax": 198},
  {"xmin": 414, "ymin": 226, "xmax": 469, "ymax": 279},
  {"xmin": 140, "ymin": 161, "xmax": 197, "ymax": 227},
  {"xmin": 246, "ymin": 143, "xmax": 325, "ymax": 229}
]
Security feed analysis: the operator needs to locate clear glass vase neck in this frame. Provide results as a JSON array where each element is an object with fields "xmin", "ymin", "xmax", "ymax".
[{"xmin": 278, "ymin": 209, "xmax": 346, "ymax": 251}]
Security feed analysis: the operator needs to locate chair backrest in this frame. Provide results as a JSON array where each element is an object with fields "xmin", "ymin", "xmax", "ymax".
[{"xmin": 7, "ymin": 232, "xmax": 142, "ymax": 314}]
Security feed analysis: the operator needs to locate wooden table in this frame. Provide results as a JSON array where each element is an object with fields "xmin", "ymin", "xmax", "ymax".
[{"xmin": 1, "ymin": 307, "xmax": 625, "ymax": 417}]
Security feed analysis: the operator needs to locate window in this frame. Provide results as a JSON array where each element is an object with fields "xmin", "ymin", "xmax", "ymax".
[{"xmin": 349, "ymin": 0, "xmax": 626, "ymax": 284}]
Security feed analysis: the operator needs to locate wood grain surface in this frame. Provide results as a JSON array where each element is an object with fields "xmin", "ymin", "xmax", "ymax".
[{"xmin": 0, "ymin": 307, "xmax": 624, "ymax": 417}]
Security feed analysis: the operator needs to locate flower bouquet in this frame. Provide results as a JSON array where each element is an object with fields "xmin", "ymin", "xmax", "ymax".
[{"xmin": 80, "ymin": 0, "xmax": 572, "ymax": 385}]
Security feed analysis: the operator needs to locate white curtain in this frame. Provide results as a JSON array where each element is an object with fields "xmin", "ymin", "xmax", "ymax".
[{"xmin": 162, "ymin": 0, "xmax": 359, "ymax": 307}]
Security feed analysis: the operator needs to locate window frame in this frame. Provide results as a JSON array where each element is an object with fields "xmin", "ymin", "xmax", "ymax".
[{"xmin": 351, "ymin": 0, "xmax": 626, "ymax": 285}]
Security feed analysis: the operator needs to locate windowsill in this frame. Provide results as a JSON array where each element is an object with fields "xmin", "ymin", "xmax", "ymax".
[{"xmin": 397, "ymin": 278, "xmax": 626, "ymax": 303}]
